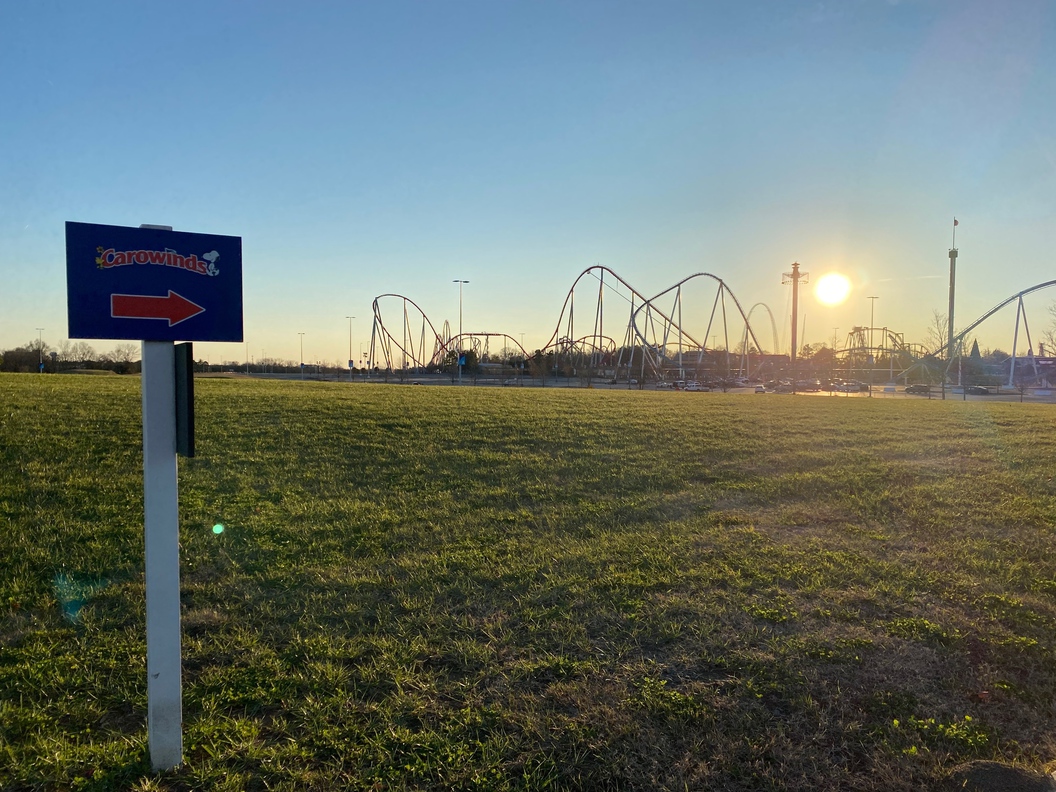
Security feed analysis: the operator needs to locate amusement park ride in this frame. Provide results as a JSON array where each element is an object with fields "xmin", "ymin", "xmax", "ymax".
[{"xmin": 366, "ymin": 263, "xmax": 1056, "ymax": 388}]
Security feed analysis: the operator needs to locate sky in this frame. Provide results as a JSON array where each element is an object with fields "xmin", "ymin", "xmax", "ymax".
[{"xmin": 3, "ymin": 0, "xmax": 1056, "ymax": 366}]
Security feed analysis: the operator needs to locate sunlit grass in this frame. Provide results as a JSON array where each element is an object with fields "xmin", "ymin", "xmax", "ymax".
[{"xmin": 3, "ymin": 374, "xmax": 1056, "ymax": 790}]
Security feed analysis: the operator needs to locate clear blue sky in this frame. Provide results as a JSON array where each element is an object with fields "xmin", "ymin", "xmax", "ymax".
[{"xmin": 3, "ymin": 1, "xmax": 1055, "ymax": 364}]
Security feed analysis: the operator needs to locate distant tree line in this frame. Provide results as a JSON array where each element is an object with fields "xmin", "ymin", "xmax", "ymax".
[
  {"xmin": 0, "ymin": 338, "xmax": 376, "ymax": 377},
  {"xmin": 0, "ymin": 339, "xmax": 141, "ymax": 374}
]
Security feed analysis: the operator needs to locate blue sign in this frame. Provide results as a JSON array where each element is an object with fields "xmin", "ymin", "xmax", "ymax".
[{"xmin": 66, "ymin": 222, "xmax": 243, "ymax": 342}]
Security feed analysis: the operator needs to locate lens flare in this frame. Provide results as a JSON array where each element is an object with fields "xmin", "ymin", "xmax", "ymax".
[
  {"xmin": 815, "ymin": 273, "xmax": 851, "ymax": 306},
  {"xmin": 212, "ymin": 524, "xmax": 224, "ymax": 535}
]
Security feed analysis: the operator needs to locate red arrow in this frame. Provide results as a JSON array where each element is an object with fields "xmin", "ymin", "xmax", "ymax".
[{"xmin": 111, "ymin": 291, "xmax": 205, "ymax": 326}]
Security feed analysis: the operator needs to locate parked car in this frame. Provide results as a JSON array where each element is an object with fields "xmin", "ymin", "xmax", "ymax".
[
  {"xmin": 905, "ymin": 384, "xmax": 930, "ymax": 394},
  {"xmin": 965, "ymin": 385, "xmax": 990, "ymax": 395},
  {"xmin": 755, "ymin": 384, "xmax": 766, "ymax": 393}
]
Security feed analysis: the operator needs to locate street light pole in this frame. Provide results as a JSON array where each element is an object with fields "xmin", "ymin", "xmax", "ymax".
[
  {"xmin": 36, "ymin": 328, "xmax": 44, "ymax": 373},
  {"xmin": 832, "ymin": 327, "xmax": 839, "ymax": 392},
  {"xmin": 453, "ymin": 280, "xmax": 469, "ymax": 384},
  {"xmin": 298, "ymin": 333, "xmax": 305, "ymax": 380},
  {"xmin": 868, "ymin": 296, "xmax": 878, "ymax": 398},
  {"xmin": 345, "ymin": 316, "xmax": 355, "ymax": 382}
]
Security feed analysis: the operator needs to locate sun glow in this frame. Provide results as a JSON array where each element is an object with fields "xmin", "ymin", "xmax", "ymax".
[{"xmin": 815, "ymin": 273, "xmax": 852, "ymax": 306}]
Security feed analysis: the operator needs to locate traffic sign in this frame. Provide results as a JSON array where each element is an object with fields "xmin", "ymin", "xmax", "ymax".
[{"xmin": 66, "ymin": 222, "xmax": 243, "ymax": 342}]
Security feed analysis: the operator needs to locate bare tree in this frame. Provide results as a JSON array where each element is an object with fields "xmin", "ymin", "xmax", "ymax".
[
  {"xmin": 70, "ymin": 341, "xmax": 97, "ymax": 364},
  {"xmin": 56, "ymin": 339, "xmax": 74, "ymax": 362},
  {"xmin": 106, "ymin": 343, "xmax": 140, "ymax": 364},
  {"xmin": 924, "ymin": 310, "xmax": 949, "ymax": 355},
  {"xmin": 1041, "ymin": 302, "xmax": 1056, "ymax": 356}
]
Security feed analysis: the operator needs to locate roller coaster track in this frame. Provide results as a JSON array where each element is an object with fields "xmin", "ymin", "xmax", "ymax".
[
  {"xmin": 933, "ymin": 280, "xmax": 1056, "ymax": 357},
  {"xmin": 368, "ymin": 294, "xmax": 446, "ymax": 372},
  {"xmin": 369, "ymin": 268, "xmax": 1056, "ymax": 386},
  {"xmin": 941, "ymin": 280, "xmax": 1056, "ymax": 386},
  {"xmin": 369, "ymin": 265, "xmax": 774, "ymax": 380},
  {"xmin": 628, "ymin": 273, "xmax": 767, "ymax": 380}
]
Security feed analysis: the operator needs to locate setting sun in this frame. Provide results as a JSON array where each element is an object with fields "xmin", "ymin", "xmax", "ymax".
[{"xmin": 815, "ymin": 273, "xmax": 851, "ymax": 306}]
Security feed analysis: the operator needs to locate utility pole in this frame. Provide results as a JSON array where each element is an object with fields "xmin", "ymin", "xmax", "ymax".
[
  {"xmin": 868, "ymin": 296, "xmax": 878, "ymax": 397},
  {"xmin": 36, "ymin": 328, "xmax": 44, "ymax": 373},
  {"xmin": 782, "ymin": 263, "xmax": 808, "ymax": 393},
  {"xmin": 832, "ymin": 327, "xmax": 839, "ymax": 391},
  {"xmin": 346, "ymin": 316, "xmax": 355, "ymax": 382},
  {"xmin": 453, "ymin": 280, "xmax": 469, "ymax": 384},
  {"xmin": 298, "ymin": 333, "xmax": 305, "ymax": 380}
]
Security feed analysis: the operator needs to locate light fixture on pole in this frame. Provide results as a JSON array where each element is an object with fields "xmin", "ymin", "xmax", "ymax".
[
  {"xmin": 868, "ymin": 296, "xmax": 878, "ymax": 398},
  {"xmin": 453, "ymin": 279, "xmax": 469, "ymax": 384},
  {"xmin": 832, "ymin": 327, "xmax": 839, "ymax": 392},
  {"xmin": 345, "ymin": 316, "xmax": 355, "ymax": 382},
  {"xmin": 298, "ymin": 332, "xmax": 305, "ymax": 380}
]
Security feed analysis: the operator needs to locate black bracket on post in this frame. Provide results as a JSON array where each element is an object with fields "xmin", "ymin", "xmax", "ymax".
[{"xmin": 175, "ymin": 342, "xmax": 195, "ymax": 458}]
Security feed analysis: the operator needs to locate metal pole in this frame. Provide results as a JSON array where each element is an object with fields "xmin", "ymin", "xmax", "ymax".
[
  {"xmin": 948, "ymin": 248, "xmax": 958, "ymax": 383},
  {"xmin": 1007, "ymin": 299, "xmax": 1022, "ymax": 389},
  {"xmin": 789, "ymin": 263, "xmax": 800, "ymax": 393},
  {"xmin": 868, "ymin": 296, "xmax": 877, "ymax": 397},
  {"xmin": 346, "ymin": 316, "xmax": 355, "ymax": 382},
  {"xmin": 453, "ymin": 280, "xmax": 468, "ymax": 384},
  {"xmin": 141, "ymin": 340, "xmax": 183, "ymax": 769},
  {"xmin": 832, "ymin": 327, "xmax": 838, "ymax": 392},
  {"xmin": 36, "ymin": 328, "xmax": 44, "ymax": 372},
  {"xmin": 298, "ymin": 333, "xmax": 305, "ymax": 379}
]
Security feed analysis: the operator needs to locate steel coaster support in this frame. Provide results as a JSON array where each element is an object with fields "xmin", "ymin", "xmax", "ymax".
[
  {"xmin": 592, "ymin": 270, "xmax": 605, "ymax": 370},
  {"xmin": 746, "ymin": 302, "xmax": 779, "ymax": 354},
  {"xmin": 1008, "ymin": 295, "xmax": 1039, "ymax": 387},
  {"xmin": 1008, "ymin": 296, "xmax": 1023, "ymax": 388},
  {"xmin": 402, "ymin": 299, "xmax": 410, "ymax": 370},
  {"xmin": 616, "ymin": 295, "xmax": 637, "ymax": 377}
]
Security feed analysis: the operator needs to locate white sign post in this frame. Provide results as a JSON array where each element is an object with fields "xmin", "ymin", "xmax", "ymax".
[
  {"xmin": 142, "ymin": 338, "xmax": 183, "ymax": 770},
  {"xmin": 66, "ymin": 220, "xmax": 243, "ymax": 771}
]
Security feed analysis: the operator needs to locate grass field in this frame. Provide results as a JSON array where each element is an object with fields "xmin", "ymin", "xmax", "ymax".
[{"xmin": 3, "ymin": 373, "xmax": 1056, "ymax": 791}]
